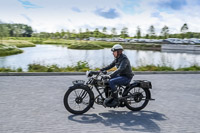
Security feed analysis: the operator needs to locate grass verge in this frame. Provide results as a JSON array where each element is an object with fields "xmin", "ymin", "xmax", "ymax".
[
  {"xmin": 68, "ymin": 42, "xmax": 103, "ymax": 50},
  {"xmin": 2, "ymin": 40, "xmax": 35, "ymax": 48},
  {"xmin": 1, "ymin": 63, "xmax": 200, "ymax": 72},
  {"xmin": 0, "ymin": 44, "xmax": 23, "ymax": 56}
]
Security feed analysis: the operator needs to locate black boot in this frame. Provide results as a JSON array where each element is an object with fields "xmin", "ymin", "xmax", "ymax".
[{"xmin": 104, "ymin": 91, "xmax": 119, "ymax": 107}]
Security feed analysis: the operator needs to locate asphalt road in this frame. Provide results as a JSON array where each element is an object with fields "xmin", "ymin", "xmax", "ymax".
[{"xmin": 0, "ymin": 74, "xmax": 200, "ymax": 133}]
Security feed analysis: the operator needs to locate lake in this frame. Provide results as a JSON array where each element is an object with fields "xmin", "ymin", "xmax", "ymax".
[{"xmin": 0, "ymin": 44, "xmax": 200, "ymax": 71}]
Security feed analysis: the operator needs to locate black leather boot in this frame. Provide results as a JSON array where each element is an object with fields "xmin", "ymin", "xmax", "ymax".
[
  {"xmin": 104, "ymin": 91, "xmax": 119, "ymax": 107},
  {"xmin": 110, "ymin": 91, "xmax": 119, "ymax": 107}
]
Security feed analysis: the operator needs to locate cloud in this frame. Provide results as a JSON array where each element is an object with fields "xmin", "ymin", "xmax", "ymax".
[
  {"xmin": 17, "ymin": 0, "xmax": 42, "ymax": 9},
  {"xmin": 120, "ymin": 0, "xmax": 141, "ymax": 14},
  {"xmin": 21, "ymin": 14, "xmax": 32, "ymax": 23},
  {"xmin": 95, "ymin": 8, "xmax": 120, "ymax": 19},
  {"xmin": 158, "ymin": 0, "xmax": 187, "ymax": 10},
  {"xmin": 151, "ymin": 12, "xmax": 163, "ymax": 19},
  {"xmin": 71, "ymin": 7, "xmax": 81, "ymax": 13},
  {"xmin": 1, "ymin": 0, "xmax": 200, "ymax": 34}
]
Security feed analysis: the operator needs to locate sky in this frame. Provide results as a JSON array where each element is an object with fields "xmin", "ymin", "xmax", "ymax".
[{"xmin": 1, "ymin": 0, "xmax": 200, "ymax": 36}]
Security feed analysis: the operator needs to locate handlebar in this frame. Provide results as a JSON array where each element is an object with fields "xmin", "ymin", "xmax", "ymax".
[{"xmin": 86, "ymin": 70, "xmax": 107, "ymax": 77}]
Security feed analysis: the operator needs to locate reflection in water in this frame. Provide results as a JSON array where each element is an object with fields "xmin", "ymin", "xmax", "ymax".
[
  {"xmin": 162, "ymin": 49, "xmax": 200, "ymax": 55},
  {"xmin": 0, "ymin": 44, "xmax": 200, "ymax": 71}
]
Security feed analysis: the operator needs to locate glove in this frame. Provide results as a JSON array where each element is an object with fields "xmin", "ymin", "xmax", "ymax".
[
  {"xmin": 100, "ymin": 68, "xmax": 104, "ymax": 72},
  {"xmin": 102, "ymin": 75, "xmax": 111, "ymax": 79}
]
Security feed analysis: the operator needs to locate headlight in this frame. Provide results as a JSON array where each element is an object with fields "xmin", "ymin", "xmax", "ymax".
[
  {"xmin": 86, "ymin": 71, "xmax": 89, "ymax": 77},
  {"xmin": 86, "ymin": 71, "xmax": 92, "ymax": 77}
]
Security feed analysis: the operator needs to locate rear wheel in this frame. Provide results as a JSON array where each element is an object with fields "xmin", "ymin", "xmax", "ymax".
[
  {"xmin": 125, "ymin": 87, "xmax": 150, "ymax": 111},
  {"xmin": 63, "ymin": 85, "xmax": 94, "ymax": 114}
]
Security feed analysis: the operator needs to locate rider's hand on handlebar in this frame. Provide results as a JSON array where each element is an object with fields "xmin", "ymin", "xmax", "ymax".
[
  {"xmin": 102, "ymin": 75, "xmax": 111, "ymax": 79},
  {"xmin": 100, "ymin": 69, "xmax": 104, "ymax": 72},
  {"xmin": 100, "ymin": 69, "xmax": 107, "ymax": 75}
]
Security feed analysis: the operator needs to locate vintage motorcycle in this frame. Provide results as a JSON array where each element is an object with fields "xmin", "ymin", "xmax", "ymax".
[{"xmin": 63, "ymin": 71, "xmax": 154, "ymax": 115}]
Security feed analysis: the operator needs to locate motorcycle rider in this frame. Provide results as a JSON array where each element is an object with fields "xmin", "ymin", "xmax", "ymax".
[{"xmin": 101, "ymin": 44, "xmax": 134, "ymax": 107}]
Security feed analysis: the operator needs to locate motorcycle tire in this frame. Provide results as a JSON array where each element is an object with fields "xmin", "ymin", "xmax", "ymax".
[
  {"xmin": 125, "ymin": 86, "xmax": 150, "ymax": 111},
  {"xmin": 63, "ymin": 85, "xmax": 94, "ymax": 115}
]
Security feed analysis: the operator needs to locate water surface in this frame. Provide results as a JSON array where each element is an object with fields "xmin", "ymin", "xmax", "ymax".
[{"xmin": 0, "ymin": 44, "xmax": 199, "ymax": 71}]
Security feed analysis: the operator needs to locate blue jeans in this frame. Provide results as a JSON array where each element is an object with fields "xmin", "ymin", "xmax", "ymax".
[{"xmin": 108, "ymin": 76, "xmax": 132, "ymax": 92}]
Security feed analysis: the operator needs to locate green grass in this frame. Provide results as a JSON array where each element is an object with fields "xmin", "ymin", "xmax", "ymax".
[
  {"xmin": 0, "ymin": 67, "xmax": 22, "ymax": 72},
  {"xmin": 0, "ymin": 44, "xmax": 23, "ymax": 56},
  {"xmin": 122, "ymin": 43, "xmax": 161, "ymax": 50},
  {"xmin": 42, "ymin": 40, "xmax": 115, "ymax": 49},
  {"xmin": 0, "ymin": 39, "xmax": 35, "ymax": 56},
  {"xmin": 5, "ymin": 37, "xmax": 163, "ymax": 50},
  {"xmin": 89, "ymin": 41, "xmax": 116, "ymax": 48},
  {"xmin": 68, "ymin": 42, "xmax": 103, "ymax": 50},
  {"xmin": 28, "ymin": 61, "xmax": 92, "ymax": 72},
  {"xmin": 5, "ymin": 37, "xmax": 116, "ymax": 49},
  {"xmin": 42, "ymin": 39, "xmax": 72, "ymax": 45},
  {"xmin": 2, "ymin": 40, "xmax": 35, "ymax": 48},
  {"xmin": 1, "ymin": 62, "xmax": 200, "ymax": 72},
  {"xmin": 132, "ymin": 65, "xmax": 175, "ymax": 71},
  {"xmin": 176, "ymin": 65, "xmax": 200, "ymax": 71}
]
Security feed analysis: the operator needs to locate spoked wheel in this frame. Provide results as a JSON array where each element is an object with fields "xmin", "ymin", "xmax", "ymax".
[
  {"xmin": 63, "ymin": 85, "xmax": 94, "ymax": 115},
  {"xmin": 125, "ymin": 87, "xmax": 150, "ymax": 111}
]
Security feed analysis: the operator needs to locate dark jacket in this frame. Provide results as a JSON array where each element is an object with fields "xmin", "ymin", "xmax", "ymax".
[{"xmin": 101, "ymin": 54, "xmax": 134, "ymax": 79}]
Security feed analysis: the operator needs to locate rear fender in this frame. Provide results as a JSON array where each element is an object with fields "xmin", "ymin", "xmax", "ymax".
[{"xmin": 123, "ymin": 81, "xmax": 152, "ymax": 99}]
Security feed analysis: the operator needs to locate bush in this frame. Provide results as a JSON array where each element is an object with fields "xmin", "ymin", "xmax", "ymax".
[
  {"xmin": 68, "ymin": 42, "xmax": 103, "ymax": 50},
  {"xmin": 28, "ymin": 63, "xmax": 48, "ymax": 72},
  {"xmin": 0, "ymin": 67, "xmax": 16, "ymax": 72},
  {"xmin": 27, "ymin": 61, "xmax": 91, "ymax": 72},
  {"xmin": 1, "ymin": 62, "xmax": 200, "ymax": 72},
  {"xmin": 16, "ymin": 68, "xmax": 23, "ymax": 72},
  {"xmin": 177, "ymin": 65, "xmax": 200, "ymax": 71},
  {"xmin": 90, "ymin": 41, "xmax": 115, "ymax": 48},
  {"xmin": 132, "ymin": 65, "xmax": 175, "ymax": 71}
]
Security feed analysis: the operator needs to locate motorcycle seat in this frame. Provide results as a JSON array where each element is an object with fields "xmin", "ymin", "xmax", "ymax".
[{"xmin": 119, "ymin": 82, "xmax": 130, "ymax": 88}]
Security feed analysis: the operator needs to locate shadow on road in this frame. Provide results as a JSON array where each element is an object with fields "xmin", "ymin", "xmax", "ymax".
[{"xmin": 68, "ymin": 110, "xmax": 167, "ymax": 132}]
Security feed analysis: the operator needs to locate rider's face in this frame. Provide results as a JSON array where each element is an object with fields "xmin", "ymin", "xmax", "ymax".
[{"xmin": 113, "ymin": 51, "xmax": 118, "ymax": 58}]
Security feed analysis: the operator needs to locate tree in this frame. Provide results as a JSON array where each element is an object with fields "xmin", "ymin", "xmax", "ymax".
[
  {"xmin": 148, "ymin": 25, "xmax": 156, "ymax": 39},
  {"xmin": 111, "ymin": 28, "xmax": 117, "ymax": 38},
  {"xmin": 102, "ymin": 27, "xmax": 107, "ymax": 38},
  {"xmin": 120, "ymin": 27, "xmax": 128, "ymax": 38},
  {"xmin": 180, "ymin": 23, "xmax": 189, "ymax": 39},
  {"xmin": 86, "ymin": 28, "xmax": 89, "ymax": 33},
  {"xmin": 136, "ymin": 26, "xmax": 141, "ymax": 39},
  {"xmin": 85, "ymin": 28, "xmax": 90, "ymax": 38},
  {"xmin": 0, "ymin": 25, "xmax": 9, "ymax": 44},
  {"xmin": 54, "ymin": 32, "xmax": 61, "ymax": 39},
  {"xmin": 145, "ymin": 34, "xmax": 149, "ymax": 39},
  {"xmin": 0, "ymin": 23, "xmax": 33, "ymax": 37},
  {"xmin": 61, "ymin": 29, "xmax": 65, "ymax": 38},
  {"xmin": 181, "ymin": 23, "xmax": 189, "ymax": 33},
  {"xmin": 71, "ymin": 29, "xmax": 77, "ymax": 39},
  {"xmin": 14, "ymin": 27, "xmax": 22, "ymax": 37},
  {"xmin": 23, "ymin": 25, "xmax": 33, "ymax": 37},
  {"xmin": 102, "ymin": 27, "xmax": 107, "ymax": 34},
  {"xmin": 66, "ymin": 30, "xmax": 71, "ymax": 39},
  {"xmin": 160, "ymin": 26, "xmax": 169, "ymax": 39},
  {"xmin": 94, "ymin": 28, "xmax": 99, "ymax": 38},
  {"xmin": 78, "ymin": 28, "xmax": 84, "ymax": 39}
]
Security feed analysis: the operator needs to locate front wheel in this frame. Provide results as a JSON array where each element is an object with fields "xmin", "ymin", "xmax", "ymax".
[
  {"xmin": 125, "ymin": 87, "xmax": 150, "ymax": 111},
  {"xmin": 63, "ymin": 85, "xmax": 94, "ymax": 115}
]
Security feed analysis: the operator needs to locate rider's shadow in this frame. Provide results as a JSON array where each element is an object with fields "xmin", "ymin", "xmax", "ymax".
[{"xmin": 68, "ymin": 110, "xmax": 167, "ymax": 132}]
